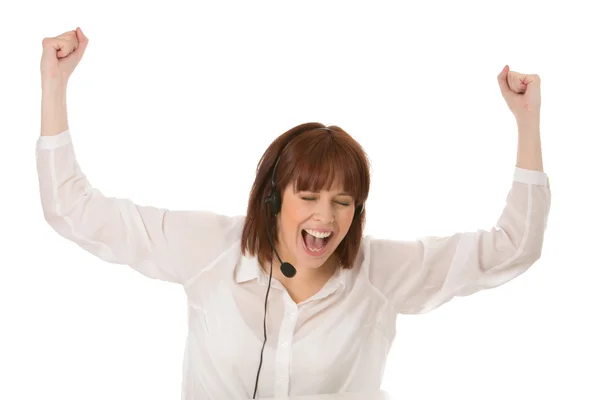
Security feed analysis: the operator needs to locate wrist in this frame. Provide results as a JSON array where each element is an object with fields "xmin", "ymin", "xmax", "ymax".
[
  {"xmin": 42, "ymin": 78, "xmax": 68, "ymax": 94},
  {"xmin": 516, "ymin": 115, "xmax": 540, "ymax": 129},
  {"xmin": 41, "ymin": 81, "xmax": 69, "ymax": 137}
]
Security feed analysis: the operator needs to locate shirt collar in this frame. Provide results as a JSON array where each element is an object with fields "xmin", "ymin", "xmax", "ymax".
[
  {"xmin": 234, "ymin": 253, "xmax": 262, "ymax": 283},
  {"xmin": 234, "ymin": 254, "xmax": 286, "ymax": 290}
]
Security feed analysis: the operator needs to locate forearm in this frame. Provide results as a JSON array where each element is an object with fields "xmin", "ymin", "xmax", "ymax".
[
  {"xmin": 515, "ymin": 119, "xmax": 544, "ymax": 172},
  {"xmin": 40, "ymin": 82, "xmax": 68, "ymax": 136}
]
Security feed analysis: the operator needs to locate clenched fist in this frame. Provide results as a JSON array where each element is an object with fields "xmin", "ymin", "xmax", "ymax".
[
  {"xmin": 497, "ymin": 65, "xmax": 541, "ymax": 125},
  {"xmin": 40, "ymin": 27, "xmax": 89, "ymax": 87}
]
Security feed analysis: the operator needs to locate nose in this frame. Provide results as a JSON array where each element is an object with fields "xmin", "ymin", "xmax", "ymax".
[{"xmin": 314, "ymin": 200, "xmax": 335, "ymax": 222}]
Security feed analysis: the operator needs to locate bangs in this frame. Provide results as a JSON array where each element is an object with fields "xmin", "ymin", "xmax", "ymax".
[{"xmin": 282, "ymin": 133, "xmax": 366, "ymax": 202}]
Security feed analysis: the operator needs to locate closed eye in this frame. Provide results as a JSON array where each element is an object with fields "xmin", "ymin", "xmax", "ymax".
[{"xmin": 301, "ymin": 197, "xmax": 350, "ymax": 206}]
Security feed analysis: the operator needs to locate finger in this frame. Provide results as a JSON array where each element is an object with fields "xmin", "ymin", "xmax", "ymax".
[
  {"xmin": 516, "ymin": 73, "xmax": 541, "ymax": 96},
  {"xmin": 56, "ymin": 39, "xmax": 75, "ymax": 58},
  {"xmin": 75, "ymin": 27, "xmax": 88, "ymax": 42},
  {"xmin": 523, "ymin": 74, "xmax": 541, "ymax": 102},
  {"xmin": 72, "ymin": 27, "xmax": 89, "ymax": 57},
  {"xmin": 497, "ymin": 65, "xmax": 511, "ymax": 94},
  {"xmin": 508, "ymin": 71, "xmax": 528, "ymax": 93},
  {"xmin": 43, "ymin": 38, "xmax": 73, "ymax": 56},
  {"xmin": 523, "ymin": 74, "xmax": 540, "ymax": 86}
]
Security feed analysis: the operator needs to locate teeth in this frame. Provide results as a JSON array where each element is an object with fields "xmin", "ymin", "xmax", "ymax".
[{"xmin": 304, "ymin": 229, "xmax": 332, "ymax": 239}]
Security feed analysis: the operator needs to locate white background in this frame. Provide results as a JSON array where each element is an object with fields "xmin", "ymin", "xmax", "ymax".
[{"xmin": 2, "ymin": 1, "xmax": 599, "ymax": 399}]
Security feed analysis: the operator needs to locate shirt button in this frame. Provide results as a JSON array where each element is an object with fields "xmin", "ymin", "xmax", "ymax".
[
  {"xmin": 281, "ymin": 342, "xmax": 288, "ymax": 348},
  {"xmin": 289, "ymin": 312, "xmax": 296, "ymax": 319}
]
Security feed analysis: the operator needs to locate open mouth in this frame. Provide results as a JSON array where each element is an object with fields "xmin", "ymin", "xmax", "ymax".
[{"xmin": 301, "ymin": 229, "xmax": 333, "ymax": 257}]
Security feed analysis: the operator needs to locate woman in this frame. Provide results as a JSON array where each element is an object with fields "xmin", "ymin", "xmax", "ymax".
[{"xmin": 38, "ymin": 28, "xmax": 551, "ymax": 400}]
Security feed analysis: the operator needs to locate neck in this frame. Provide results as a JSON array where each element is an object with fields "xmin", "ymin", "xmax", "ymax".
[
  {"xmin": 266, "ymin": 255, "xmax": 338, "ymax": 304},
  {"xmin": 267, "ymin": 253, "xmax": 338, "ymax": 287}
]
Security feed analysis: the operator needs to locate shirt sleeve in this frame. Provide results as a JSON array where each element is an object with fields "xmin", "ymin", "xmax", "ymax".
[
  {"xmin": 366, "ymin": 167, "xmax": 551, "ymax": 314},
  {"xmin": 36, "ymin": 129, "xmax": 242, "ymax": 285}
]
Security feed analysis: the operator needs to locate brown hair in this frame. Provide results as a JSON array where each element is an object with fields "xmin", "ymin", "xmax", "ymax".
[{"xmin": 240, "ymin": 122, "xmax": 371, "ymax": 269}]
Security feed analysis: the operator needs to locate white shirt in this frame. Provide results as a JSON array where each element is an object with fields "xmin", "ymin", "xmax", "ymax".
[{"xmin": 36, "ymin": 129, "xmax": 551, "ymax": 400}]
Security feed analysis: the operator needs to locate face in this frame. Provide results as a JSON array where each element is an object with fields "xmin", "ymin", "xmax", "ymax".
[{"xmin": 275, "ymin": 179, "xmax": 356, "ymax": 271}]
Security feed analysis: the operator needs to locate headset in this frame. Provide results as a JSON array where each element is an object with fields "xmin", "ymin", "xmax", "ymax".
[{"xmin": 252, "ymin": 127, "xmax": 364, "ymax": 398}]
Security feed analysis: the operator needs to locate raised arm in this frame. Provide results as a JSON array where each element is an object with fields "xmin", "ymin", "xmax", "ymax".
[
  {"xmin": 37, "ymin": 28, "xmax": 242, "ymax": 285},
  {"xmin": 37, "ymin": 129, "xmax": 243, "ymax": 284},
  {"xmin": 366, "ymin": 66, "xmax": 550, "ymax": 314}
]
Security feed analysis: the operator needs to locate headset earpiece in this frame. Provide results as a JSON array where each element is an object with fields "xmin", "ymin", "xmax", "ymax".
[
  {"xmin": 265, "ymin": 189, "xmax": 282, "ymax": 216},
  {"xmin": 354, "ymin": 203, "xmax": 364, "ymax": 219}
]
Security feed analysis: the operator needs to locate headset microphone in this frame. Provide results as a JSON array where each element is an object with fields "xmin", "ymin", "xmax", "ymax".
[{"xmin": 280, "ymin": 262, "xmax": 297, "ymax": 278}]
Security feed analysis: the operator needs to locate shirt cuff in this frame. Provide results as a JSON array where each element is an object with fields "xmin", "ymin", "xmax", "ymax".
[
  {"xmin": 37, "ymin": 129, "xmax": 72, "ymax": 150},
  {"xmin": 513, "ymin": 166, "xmax": 548, "ymax": 186}
]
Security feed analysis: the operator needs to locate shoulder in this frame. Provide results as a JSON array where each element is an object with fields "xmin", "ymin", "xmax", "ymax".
[
  {"xmin": 164, "ymin": 210, "xmax": 246, "ymax": 279},
  {"xmin": 357, "ymin": 234, "xmax": 423, "ymax": 272},
  {"xmin": 353, "ymin": 233, "xmax": 425, "ymax": 298}
]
